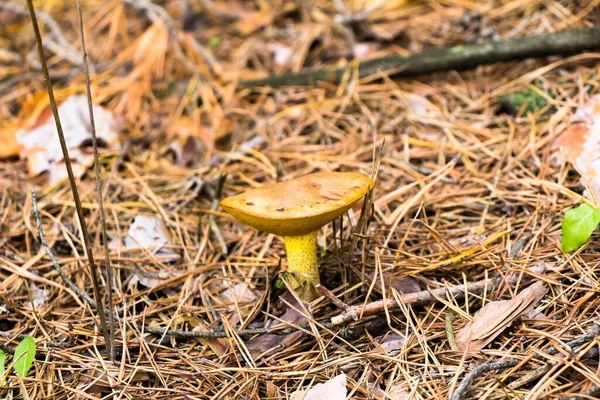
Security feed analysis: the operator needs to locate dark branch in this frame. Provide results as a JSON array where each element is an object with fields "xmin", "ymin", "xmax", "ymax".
[{"xmin": 240, "ymin": 27, "xmax": 600, "ymax": 88}]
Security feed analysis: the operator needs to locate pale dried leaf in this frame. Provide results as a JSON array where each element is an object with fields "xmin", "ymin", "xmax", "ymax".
[
  {"xmin": 554, "ymin": 94, "xmax": 600, "ymax": 199},
  {"xmin": 291, "ymin": 374, "xmax": 347, "ymax": 400},
  {"xmin": 124, "ymin": 215, "xmax": 172, "ymax": 251},
  {"xmin": 16, "ymin": 95, "xmax": 123, "ymax": 184},
  {"xmin": 220, "ymin": 282, "xmax": 258, "ymax": 303},
  {"xmin": 456, "ymin": 282, "xmax": 547, "ymax": 352},
  {"xmin": 127, "ymin": 264, "xmax": 180, "ymax": 290},
  {"xmin": 24, "ymin": 283, "xmax": 50, "ymax": 310},
  {"xmin": 376, "ymin": 334, "xmax": 405, "ymax": 355},
  {"xmin": 268, "ymin": 42, "xmax": 294, "ymax": 66},
  {"xmin": 376, "ymin": 385, "xmax": 409, "ymax": 400}
]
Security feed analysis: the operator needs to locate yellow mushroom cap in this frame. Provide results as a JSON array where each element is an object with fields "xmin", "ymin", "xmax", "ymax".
[{"xmin": 220, "ymin": 172, "xmax": 374, "ymax": 236}]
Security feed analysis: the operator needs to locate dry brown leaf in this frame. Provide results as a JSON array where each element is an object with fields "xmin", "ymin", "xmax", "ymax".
[
  {"xmin": 456, "ymin": 281, "xmax": 547, "ymax": 352},
  {"xmin": 192, "ymin": 323, "xmax": 230, "ymax": 357},
  {"xmin": 375, "ymin": 385, "xmax": 409, "ymax": 400},
  {"xmin": 169, "ymin": 116, "xmax": 214, "ymax": 166},
  {"xmin": 246, "ymin": 292, "xmax": 308, "ymax": 358},
  {"xmin": 291, "ymin": 374, "xmax": 346, "ymax": 400},
  {"xmin": 554, "ymin": 94, "xmax": 600, "ymax": 200},
  {"xmin": 375, "ymin": 334, "xmax": 405, "ymax": 355}
]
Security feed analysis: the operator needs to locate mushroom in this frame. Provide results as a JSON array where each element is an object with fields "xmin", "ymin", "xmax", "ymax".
[{"xmin": 220, "ymin": 171, "xmax": 374, "ymax": 300}]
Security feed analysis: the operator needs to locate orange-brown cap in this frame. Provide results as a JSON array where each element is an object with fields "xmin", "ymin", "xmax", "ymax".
[{"xmin": 220, "ymin": 172, "xmax": 374, "ymax": 236}]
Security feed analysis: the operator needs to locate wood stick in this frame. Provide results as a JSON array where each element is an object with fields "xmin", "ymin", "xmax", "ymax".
[
  {"xmin": 240, "ymin": 27, "xmax": 600, "ymax": 88},
  {"xmin": 331, "ymin": 263, "xmax": 546, "ymax": 326}
]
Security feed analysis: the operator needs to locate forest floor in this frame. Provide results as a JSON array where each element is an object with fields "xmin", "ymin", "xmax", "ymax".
[{"xmin": 1, "ymin": 0, "xmax": 600, "ymax": 399}]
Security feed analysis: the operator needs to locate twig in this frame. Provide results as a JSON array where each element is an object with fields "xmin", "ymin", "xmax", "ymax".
[
  {"xmin": 239, "ymin": 27, "xmax": 600, "ymax": 88},
  {"xmin": 316, "ymin": 284, "xmax": 349, "ymax": 311},
  {"xmin": 76, "ymin": 0, "xmax": 116, "ymax": 363},
  {"xmin": 1, "ymin": 2, "xmax": 84, "ymax": 68},
  {"xmin": 331, "ymin": 263, "xmax": 546, "ymax": 325},
  {"xmin": 449, "ymin": 322, "xmax": 600, "ymax": 400},
  {"xmin": 26, "ymin": 0, "xmax": 111, "ymax": 355},
  {"xmin": 32, "ymin": 190, "xmax": 97, "ymax": 310}
]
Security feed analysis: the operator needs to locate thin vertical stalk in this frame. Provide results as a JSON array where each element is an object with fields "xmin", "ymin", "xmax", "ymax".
[
  {"xmin": 26, "ymin": 0, "xmax": 110, "ymax": 355},
  {"xmin": 76, "ymin": 0, "xmax": 116, "ymax": 362}
]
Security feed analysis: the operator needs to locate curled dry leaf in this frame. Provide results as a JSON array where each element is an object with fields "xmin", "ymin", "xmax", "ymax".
[
  {"xmin": 291, "ymin": 373, "xmax": 347, "ymax": 400},
  {"xmin": 16, "ymin": 95, "xmax": 123, "ymax": 185},
  {"xmin": 554, "ymin": 94, "xmax": 600, "ymax": 200},
  {"xmin": 455, "ymin": 281, "xmax": 547, "ymax": 352}
]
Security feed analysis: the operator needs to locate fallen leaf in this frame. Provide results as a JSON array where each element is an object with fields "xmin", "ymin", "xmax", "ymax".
[
  {"xmin": 375, "ymin": 385, "xmax": 409, "ymax": 400},
  {"xmin": 267, "ymin": 42, "xmax": 294, "ymax": 66},
  {"xmin": 124, "ymin": 215, "xmax": 172, "ymax": 251},
  {"xmin": 220, "ymin": 281, "xmax": 258, "ymax": 304},
  {"xmin": 554, "ymin": 95, "xmax": 600, "ymax": 200},
  {"xmin": 169, "ymin": 117, "xmax": 213, "ymax": 167},
  {"xmin": 127, "ymin": 264, "xmax": 180, "ymax": 290},
  {"xmin": 192, "ymin": 323, "xmax": 230, "ymax": 357},
  {"xmin": 24, "ymin": 283, "xmax": 50, "ymax": 310},
  {"xmin": 455, "ymin": 281, "xmax": 547, "ymax": 352},
  {"xmin": 291, "ymin": 374, "xmax": 347, "ymax": 400},
  {"xmin": 375, "ymin": 334, "xmax": 405, "ymax": 355},
  {"xmin": 390, "ymin": 276, "xmax": 422, "ymax": 295},
  {"xmin": 246, "ymin": 292, "xmax": 308, "ymax": 358},
  {"xmin": 16, "ymin": 95, "xmax": 123, "ymax": 185}
]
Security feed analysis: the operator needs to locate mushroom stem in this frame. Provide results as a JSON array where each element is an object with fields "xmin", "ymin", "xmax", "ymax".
[{"xmin": 283, "ymin": 231, "xmax": 320, "ymax": 300}]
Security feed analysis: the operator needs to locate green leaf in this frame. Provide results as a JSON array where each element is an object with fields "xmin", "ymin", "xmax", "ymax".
[
  {"xmin": 562, "ymin": 203, "xmax": 600, "ymax": 252},
  {"xmin": 0, "ymin": 350, "xmax": 5, "ymax": 385},
  {"xmin": 13, "ymin": 337, "xmax": 35, "ymax": 378}
]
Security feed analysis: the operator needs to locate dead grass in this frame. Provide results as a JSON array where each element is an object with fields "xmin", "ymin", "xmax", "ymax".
[{"xmin": 1, "ymin": 0, "xmax": 600, "ymax": 399}]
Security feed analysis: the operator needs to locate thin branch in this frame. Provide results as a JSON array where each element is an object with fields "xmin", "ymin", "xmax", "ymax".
[
  {"xmin": 76, "ymin": 0, "xmax": 116, "ymax": 363},
  {"xmin": 239, "ymin": 27, "xmax": 600, "ymax": 88},
  {"xmin": 316, "ymin": 284, "xmax": 349, "ymax": 311},
  {"xmin": 32, "ymin": 189, "xmax": 97, "ymax": 309},
  {"xmin": 332, "ymin": 263, "xmax": 547, "ymax": 325},
  {"xmin": 26, "ymin": 0, "xmax": 111, "ymax": 355}
]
